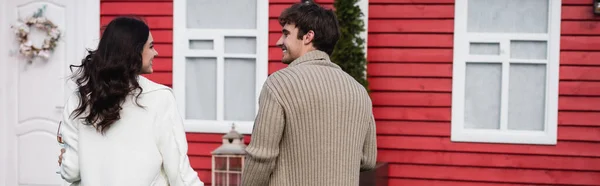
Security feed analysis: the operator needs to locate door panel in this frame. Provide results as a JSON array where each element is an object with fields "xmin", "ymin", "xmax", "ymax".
[{"xmin": 2, "ymin": 0, "xmax": 98, "ymax": 185}]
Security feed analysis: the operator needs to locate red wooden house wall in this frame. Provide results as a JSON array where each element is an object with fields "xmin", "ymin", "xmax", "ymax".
[
  {"xmin": 367, "ymin": 0, "xmax": 600, "ymax": 185},
  {"xmin": 101, "ymin": 0, "xmax": 600, "ymax": 185}
]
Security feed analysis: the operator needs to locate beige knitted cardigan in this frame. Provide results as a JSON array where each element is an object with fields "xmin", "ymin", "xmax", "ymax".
[{"xmin": 241, "ymin": 50, "xmax": 377, "ymax": 186}]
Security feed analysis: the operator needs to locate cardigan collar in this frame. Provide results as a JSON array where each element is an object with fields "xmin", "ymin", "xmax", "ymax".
[{"xmin": 288, "ymin": 50, "xmax": 333, "ymax": 67}]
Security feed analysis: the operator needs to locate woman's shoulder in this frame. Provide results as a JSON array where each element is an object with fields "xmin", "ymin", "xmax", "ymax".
[
  {"xmin": 136, "ymin": 75, "xmax": 178, "ymax": 106},
  {"xmin": 138, "ymin": 75, "xmax": 172, "ymax": 94}
]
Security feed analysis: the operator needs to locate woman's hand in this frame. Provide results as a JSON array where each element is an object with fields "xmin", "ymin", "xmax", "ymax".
[{"xmin": 58, "ymin": 148, "xmax": 65, "ymax": 166}]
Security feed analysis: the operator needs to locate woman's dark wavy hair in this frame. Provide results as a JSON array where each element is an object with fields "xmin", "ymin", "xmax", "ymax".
[{"xmin": 69, "ymin": 16, "xmax": 149, "ymax": 134}]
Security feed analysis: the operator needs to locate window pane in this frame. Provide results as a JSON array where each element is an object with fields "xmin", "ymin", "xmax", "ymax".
[
  {"xmin": 215, "ymin": 156, "xmax": 227, "ymax": 171},
  {"xmin": 186, "ymin": 0, "xmax": 256, "ymax": 29},
  {"xmin": 230, "ymin": 173, "xmax": 241, "ymax": 186},
  {"xmin": 224, "ymin": 58, "xmax": 256, "ymax": 121},
  {"xmin": 470, "ymin": 43, "xmax": 500, "ymax": 55},
  {"xmin": 511, "ymin": 41, "xmax": 547, "ymax": 60},
  {"xmin": 467, "ymin": 0, "xmax": 548, "ymax": 33},
  {"xmin": 229, "ymin": 157, "xmax": 242, "ymax": 171},
  {"xmin": 225, "ymin": 37, "xmax": 256, "ymax": 54},
  {"xmin": 508, "ymin": 64, "xmax": 546, "ymax": 131},
  {"xmin": 189, "ymin": 40, "xmax": 213, "ymax": 50},
  {"xmin": 214, "ymin": 172, "xmax": 225, "ymax": 186},
  {"xmin": 464, "ymin": 63, "xmax": 502, "ymax": 129},
  {"xmin": 186, "ymin": 57, "xmax": 217, "ymax": 120}
]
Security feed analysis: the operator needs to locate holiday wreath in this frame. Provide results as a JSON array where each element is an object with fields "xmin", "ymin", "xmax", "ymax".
[{"xmin": 11, "ymin": 5, "xmax": 61, "ymax": 62}]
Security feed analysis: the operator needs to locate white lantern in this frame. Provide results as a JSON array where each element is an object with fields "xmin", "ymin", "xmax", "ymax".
[{"xmin": 211, "ymin": 124, "xmax": 246, "ymax": 186}]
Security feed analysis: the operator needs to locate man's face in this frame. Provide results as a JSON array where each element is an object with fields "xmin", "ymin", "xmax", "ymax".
[{"xmin": 276, "ymin": 23, "xmax": 305, "ymax": 64}]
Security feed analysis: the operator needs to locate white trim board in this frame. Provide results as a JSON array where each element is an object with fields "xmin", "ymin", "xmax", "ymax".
[
  {"xmin": 450, "ymin": 0, "xmax": 561, "ymax": 145},
  {"xmin": 0, "ymin": 0, "xmax": 7, "ymax": 184}
]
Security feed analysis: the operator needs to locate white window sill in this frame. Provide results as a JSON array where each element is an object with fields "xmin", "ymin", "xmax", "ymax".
[
  {"xmin": 451, "ymin": 128, "xmax": 557, "ymax": 145},
  {"xmin": 183, "ymin": 120, "xmax": 254, "ymax": 134}
]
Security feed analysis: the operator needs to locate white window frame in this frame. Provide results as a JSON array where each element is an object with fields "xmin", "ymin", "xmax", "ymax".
[
  {"xmin": 451, "ymin": 0, "xmax": 561, "ymax": 145},
  {"xmin": 172, "ymin": 0, "xmax": 269, "ymax": 134}
]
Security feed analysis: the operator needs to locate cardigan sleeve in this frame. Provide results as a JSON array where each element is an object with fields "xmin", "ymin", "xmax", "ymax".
[
  {"xmin": 60, "ymin": 95, "xmax": 81, "ymax": 183},
  {"xmin": 241, "ymin": 83, "xmax": 285, "ymax": 186},
  {"xmin": 155, "ymin": 89, "xmax": 204, "ymax": 186},
  {"xmin": 360, "ymin": 114, "xmax": 377, "ymax": 171}
]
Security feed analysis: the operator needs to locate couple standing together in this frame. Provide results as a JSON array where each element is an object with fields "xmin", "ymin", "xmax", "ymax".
[{"xmin": 58, "ymin": 2, "xmax": 377, "ymax": 186}]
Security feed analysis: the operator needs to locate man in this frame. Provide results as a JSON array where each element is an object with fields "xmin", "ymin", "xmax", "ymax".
[{"xmin": 241, "ymin": 2, "xmax": 377, "ymax": 186}]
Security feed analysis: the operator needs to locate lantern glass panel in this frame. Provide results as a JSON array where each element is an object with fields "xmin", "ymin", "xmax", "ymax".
[
  {"xmin": 214, "ymin": 172, "xmax": 226, "ymax": 186},
  {"xmin": 215, "ymin": 156, "xmax": 227, "ymax": 171},
  {"xmin": 230, "ymin": 173, "xmax": 241, "ymax": 186},
  {"xmin": 229, "ymin": 156, "xmax": 242, "ymax": 171}
]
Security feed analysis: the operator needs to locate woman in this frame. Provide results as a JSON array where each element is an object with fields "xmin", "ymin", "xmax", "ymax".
[{"xmin": 58, "ymin": 16, "xmax": 203, "ymax": 186}]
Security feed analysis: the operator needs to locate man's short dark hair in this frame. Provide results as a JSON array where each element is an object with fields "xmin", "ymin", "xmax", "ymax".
[{"xmin": 278, "ymin": 2, "xmax": 340, "ymax": 55}]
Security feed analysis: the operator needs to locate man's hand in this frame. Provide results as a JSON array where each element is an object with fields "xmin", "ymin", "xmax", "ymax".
[{"xmin": 58, "ymin": 148, "xmax": 65, "ymax": 166}]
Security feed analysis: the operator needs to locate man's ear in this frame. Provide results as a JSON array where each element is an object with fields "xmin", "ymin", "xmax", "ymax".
[{"xmin": 303, "ymin": 30, "xmax": 315, "ymax": 45}]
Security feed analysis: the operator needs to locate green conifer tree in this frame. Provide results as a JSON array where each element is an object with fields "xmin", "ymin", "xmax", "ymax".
[{"xmin": 331, "ymin": 0, "xmax": 368, "ymax": 90}]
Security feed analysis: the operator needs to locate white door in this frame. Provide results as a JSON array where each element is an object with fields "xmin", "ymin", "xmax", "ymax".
[{"xmin": 0, "ymin": 0, "xmax": 99, "ymax": 185}]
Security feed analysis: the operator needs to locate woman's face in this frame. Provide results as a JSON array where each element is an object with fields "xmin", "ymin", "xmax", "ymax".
[{"xmin": 141, "ymin": 32, "xmax": 158, "ymax": 74}]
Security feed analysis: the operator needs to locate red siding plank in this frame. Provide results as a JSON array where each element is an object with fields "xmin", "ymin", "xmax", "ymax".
[
  {"xmin": 368, "ymin": 34, "xmax": 453, "ymax": 48},
  {"xmin": 371, "ymin": 92, "xmax": 451, "ymax": 107},
  {"xmin": 377, "ymin": 121, "xmax": 600, "ymax": 142},
  {"xmin": 155, "ymin": 44, "xmax": 172, "ymax": 57},
  {"xmin": 101, "ymin": 16, "xmax": 173, "ymax": 29},
  {"xmin": 558, "ymin": 111, "xmax": 600, "ymax": 127},
  {"xmin": 562, "ymin": 36, "xmax": 600, "ymax": 51},
  {"xmin": 100, "ymin": 2, "xmax": 173, "ymax": 15},
  {"xmin": 562, "ymin": 21, "xmax": 600, "ymax": 35},
  {"xmin": 563, "ymin": 0, "xmax": 594, "ymax": 5},
  {"xmin": 368, "ymin": 63, "xmax": 452, "ymax": 77},
  {"xmin": 195, "ymin": 170, "xmax": 212, "ymax": 185},
  {"xmin": 269, "ymin": 19, "xmax": 282, "ymax": 32},
  {"xmin": 376, "ymin": 120, "xmax": 600, "ymax": 142},
  {"xmin": 559, "ymin": 81, "xmax": 600, "ymax": 96},
  {"xmin": 369, "ymin": 20, "xmax": 454, "ymax": 33},
  {"xmin": 378, "ymin": 135, "xmax": 600, "ymax": 157},
  {"xmin": 389, "ymin": 164, "xmax": 600, "ymax": 185},
  {"xmin": 560, "ymin": 51, "xmax": 600, "ymax": 66},
  {"xmin": 374, "ymin": 106, "xmax": 600, "ymax": 128},
  {"xmin": 559, "ymin": 126, "xmax": 600, "ymax": 142},
  {"xmin": 269, "ymin": 33, "xmax": 280, "ymax": 46},
  {"xmin": 368, "ymin": 77, "xmax": 452, "ymax": 92},
  {"xmin": 268, "ymin": 62, "xmax": 288, "ymax": 74},
  {"xmin": 367, "ymin": 48, "xmax": 453, "ymax": 63},
  {"xmin": 376, "ymin": 121, "xmax": 449, "ymax": 136},
  {"xmin": 369, "ymin": 5, "xmax": 454, "ymax": 19},
  {"xmin": 560, "ymin": 66, "xmax": 600, "ymax": 81},
  {"xmin": 151, "ymin": 58, "xmax": 172, "ymax": 72},
  {"xmin": 562, "ymin": 6, "xmax": 600, "ymax": 20},
  {"xmin": 269, "ymin": 47, "xmax": 282, "ymax": 61},
  {"xmin": 188, "ymin": 143, "xmax": 221, "ymax": 156},
  {"xmin": 373, "ymin": 107, "xmax": 450, "ymax": 121},
  {"xmin": 559, "ymin": 97, "xmax": 600, "ymax": 111},
  {"xmin": 186, "ymin": 133, "xmax": 252, "ymax": 144},
  {"xmin": 189, "ymin": 156, "xmax": 212, "ymax": 170},
  {"xmin": 150, "ymin": 30, "xmax": 173, "ymax": 44},
  {"xmin": 379, "ymin": 150, "xmax": 600, "ymax": 171}
]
